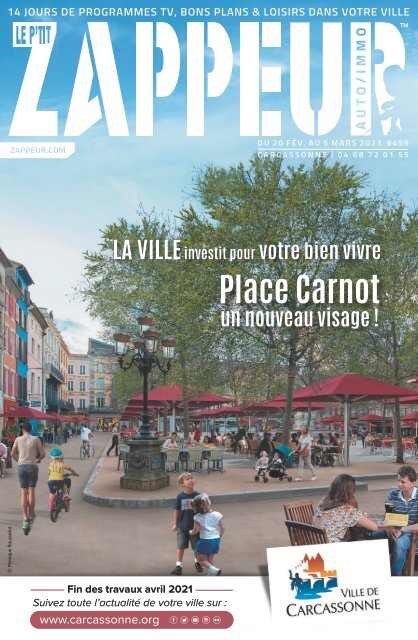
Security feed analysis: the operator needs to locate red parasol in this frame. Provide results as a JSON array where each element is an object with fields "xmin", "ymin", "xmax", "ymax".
[
  {"xmin": 46, "ymin": 413, "xmax": 69, "ymax": 422},
  {"xmin": 320, "ymin": 415, "xmax": 345, "ymax": 424},
  {"xmin": 185, "ymin": 393, "xmax": 232, "ymax": 409},
  {"xmin": 0, "ymin": 407, "xmax": 52, "ymax": 420},
  {"xmin": 293, "ymin": 374, "xmax": 417, "ymax": 464}
]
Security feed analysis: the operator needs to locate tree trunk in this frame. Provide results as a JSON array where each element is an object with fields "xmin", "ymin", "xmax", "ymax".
[
  {"xmin": 391, "ymin": 322, "xmax": 404, "ymax": 464},
  {"xmin": 163, "ymin": 408, "xmax": 168, "ymax": 436},
  {"xmin": 282, "ymin": 360, "xmax": 297, "ymax": 444},
  {"xmin": 179, "ymin": 355, "xmax": 190, "ymax": 438},
  {"xmin": 265, "ymin": 350, "xmax": 274, "ymax": 400},
  {"xmin": 382, "ymin": 402, "xmax": 387, "ymax": 439},
  {"xmin": 394, "ymin": 398, "xmax": 403, "ymax": 463},
  {"xmin": 307, "ymin": 402, "xmax": 312, "ymax": 429}
]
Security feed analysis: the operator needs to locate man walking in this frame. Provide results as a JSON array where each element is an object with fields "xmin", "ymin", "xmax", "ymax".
[
  {"xmin": 106, "ymin": 425, "xmax": 119, "ymax": 456},
  {"xmin": 11, "ymin": 422, "xmax": 45, "ymax": 532}
]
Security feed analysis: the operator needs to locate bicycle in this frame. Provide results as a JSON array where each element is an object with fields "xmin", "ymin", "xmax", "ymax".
[
  {"xmin": 80, "ymin": 440, "xmax": 94, "ymax": 459},
  {"xmin": 50, "ymin": 473, "xmax": 74, "ymax": 523}
]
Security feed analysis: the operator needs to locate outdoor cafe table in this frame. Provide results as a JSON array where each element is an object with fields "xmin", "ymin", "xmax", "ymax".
[
  {"xmin": 160, "ymin": 446, "xmax": 225, "ymax": 467},
  {"xmin": 350, "ymin": 514, "xmax": 401, "ymax": 541},
  {"xmin": 316, "ymin": 446, "xmax": 339, "ymax": 467}
]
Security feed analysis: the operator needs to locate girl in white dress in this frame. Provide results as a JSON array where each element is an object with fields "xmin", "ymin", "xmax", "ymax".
[{"xmin": 189, "ymin": 493, "xmax": 225, "ymax": 575}]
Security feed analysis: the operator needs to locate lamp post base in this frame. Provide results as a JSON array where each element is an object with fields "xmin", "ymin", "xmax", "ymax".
[
  {"xmin": 120, "ymin": 436, "xmax": 170, "ymax": 492},
  {"xmin": 120, "ymin": 476, "xmax": 170, "ymax": 491}
]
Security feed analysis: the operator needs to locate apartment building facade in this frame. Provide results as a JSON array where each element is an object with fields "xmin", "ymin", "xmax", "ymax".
[
  {"xmin": 39, "ymin": 308, "xmax": 73, "ymax": 414},
  {"xmin": 0, "ymin": 249, "xmax": 11, "ymax": 434},
  {"xmin": 88, "ymin": 338, "xmax": 119, "ymax": 420},
  {"xmin": 68, "ymin": 352, "xmax": 90, "ymax": 414},
  {"xmin": 27, "ymin": 303, "xmax": 48, "ymax": 411}
]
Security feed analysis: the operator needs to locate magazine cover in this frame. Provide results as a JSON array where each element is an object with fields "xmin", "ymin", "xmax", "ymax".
[{"xmin": 0, "ymin": 0, "xmax": 417, "ymax": 636}]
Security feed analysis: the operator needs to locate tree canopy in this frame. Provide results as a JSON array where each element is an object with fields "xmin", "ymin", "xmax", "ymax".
[{"xmin": 80, "ymin": 156, "xmax": 417, "ymax": 447}]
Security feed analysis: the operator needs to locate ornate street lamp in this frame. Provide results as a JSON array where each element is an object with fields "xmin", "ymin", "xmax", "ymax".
[{"xmin": 113, "ymin": 313, "xmax": 175, "ymax": 491}]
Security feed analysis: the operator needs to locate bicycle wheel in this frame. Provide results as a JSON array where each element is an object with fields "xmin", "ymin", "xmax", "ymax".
[
  {"xmin": 50, "ymin": 497, "xmax": 60, "ymax": 523},
  {"xmin": 80, "ymin": 445, "xmax": 86, "ymax": 460},
  {"xmin": 63, "ymin": 498, "xmax": 71, "ymax": 513}
]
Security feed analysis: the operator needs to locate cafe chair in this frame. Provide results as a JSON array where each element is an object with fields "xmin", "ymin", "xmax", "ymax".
[
  {"xmin": 285, "ymin": 520, "xmax": 329, "ymax": 546},
  {"xmin": 187, "ymin": 448, "xmax": 203, "ymax": 473},
  {"xmin": 165, "ymin": 450, "xmax": 181, "ymax": 473},
  {"xmin": 207, "ymin": 449, "xmax": 224, "ymax": 473},
  {"xmin": 403, "ymin": 532, "xmax": 418, "ymax": 576},
  {"xmin": 382, "ymin": 439, "xmax": 395, "ymax": 457},
  {"xmin": 404, "ymin": 441, "xmax": 415, "ymax": 459},
  {"xmin": 117, "ymin": 445, "xmax": 130, "ymax": 474},
  {"xmin": 284, "ymin": 500, "xmax": 315, "ymax": 525},
  {"xmin": 334, "ymin": 442, "xmax": 345, "ymax": 466},
  {"xmin": 248, "ymin": 439, "xmax": 259, "ymax": 458},
  {"xmin": 373, "ymin": 438, "xmax": 383, "ymax": 454}
]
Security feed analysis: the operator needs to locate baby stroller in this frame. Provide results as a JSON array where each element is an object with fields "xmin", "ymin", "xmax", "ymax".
[{"xmin": 255, "ymin": 444, "xmax": 293, "ymax": 483}]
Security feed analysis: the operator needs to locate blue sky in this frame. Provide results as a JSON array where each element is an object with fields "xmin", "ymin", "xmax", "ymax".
[{"xmin": 0, "ymin": 0, "xmax": 416, "ymax": 352}]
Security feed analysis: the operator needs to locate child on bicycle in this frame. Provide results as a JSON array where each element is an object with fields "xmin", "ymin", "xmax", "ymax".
[{"xmin": 47, "ymin": 449, "xmax": 79, "ymax": 511}]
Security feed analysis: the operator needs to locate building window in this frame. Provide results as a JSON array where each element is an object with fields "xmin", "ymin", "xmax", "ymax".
[
  {"xmin": 97, "ymin": 362, "xmax": 105, "ymax": 373},
  {"xmin": 68, "ymin": 381, "xmax": 74, "ymax": 391},
  {"xmin": 97, "ymin": 396, "xmax": 105, "ymax": 408},
  {"xmin": 79, "ymin": 381, "xmax": 86, "ymax": 392},
  {"xmin": 80, "ymin": 365, "xmax": 86, "ymax": 375},
  {"xmin": 78, "ymin": 398, "xmax": 86, "ymax": 409},
  {"xmin": 68, "ymin": 364, "xmax": 74, "ymax": 374},
  {"xmin": 37, "ymin": 344, "xmax": 41, "ymax": 360},
  {"xmin": 96, "ymin": 378, "xmax": 105, "ymax": 390},
  {"xmin": 31, "ymin": 338, "xmax": 35, "ymax": 354}
]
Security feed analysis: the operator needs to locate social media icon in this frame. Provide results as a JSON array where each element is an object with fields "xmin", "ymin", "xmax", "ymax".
[
  {"xmin": 213, "ymin": 616, "xmax": 222, "ymax": 624},
  {"xmin": 191, "ymin": 616, "xmax": 199, "ymax": 624},
  {"xmin": 169, "ymin": 616, "xmax": 178, "ymax": 624},
  {"xmin": 180, "ymin": 616, "xmax": 189, "ymax": 624},
  {"xmin": 202, "ymin": 616, "xmax": 210, "ymax": 624}
]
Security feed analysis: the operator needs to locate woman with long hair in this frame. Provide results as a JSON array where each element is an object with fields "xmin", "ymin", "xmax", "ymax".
[{"xmin": 314, "ymin": 474, "xmax": 378, "ymax": 542}]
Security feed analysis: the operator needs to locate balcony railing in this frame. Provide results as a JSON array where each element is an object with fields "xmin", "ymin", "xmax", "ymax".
[
  {"xmin": 44, "ymin": 363, "xmax": 64, "ymax": 384},
  {"xmin": 88, "ymin": 405, "xmax": 118, "ymax": 413},
  {"xmin": 46, "ymin": 399, "xmax": 75, "ymax": 411}
]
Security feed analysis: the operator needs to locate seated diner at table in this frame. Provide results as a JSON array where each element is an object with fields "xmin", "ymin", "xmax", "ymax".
[
  {"xmin": 313, "ymin": 474, "xmax": 379, "ymax": 542},
  {"xmin": 328, "ymin": 433, "xmax": 340, "ymax": 447},
  {"xmin": 316, "ymin": 433, "xmax": 327, "ymax": 447},
  {"xmin": 162, "ymin": 432, "xmax": 178, "ymax": 449},
  {"xmin": 364, "ymin": 432, "xmax": 375, "ymax": 447}
]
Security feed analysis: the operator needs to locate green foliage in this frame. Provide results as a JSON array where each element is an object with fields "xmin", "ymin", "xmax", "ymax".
[{"xmin": 79, "ymin": 157, "xmax": 417, "ymax": 447}]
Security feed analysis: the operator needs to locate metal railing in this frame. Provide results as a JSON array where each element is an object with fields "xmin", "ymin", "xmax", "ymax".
[{"xmin": 44, "ymin": 362, "xmax": 64, "ymax": 383}]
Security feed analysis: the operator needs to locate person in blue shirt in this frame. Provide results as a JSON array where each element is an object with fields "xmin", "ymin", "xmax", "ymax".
[{"xmin": 375, "ymin": 466, "xmax": 418, "ymax": 575}]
